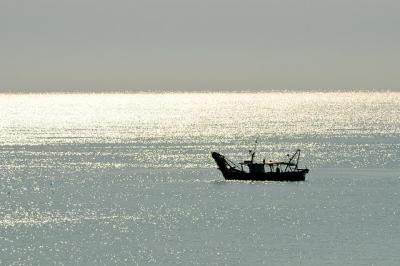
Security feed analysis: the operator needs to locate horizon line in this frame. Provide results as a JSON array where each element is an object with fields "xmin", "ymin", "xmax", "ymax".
[{"xmin": 0, "ymin": 88, "xmax": 399, "ymax": 94}]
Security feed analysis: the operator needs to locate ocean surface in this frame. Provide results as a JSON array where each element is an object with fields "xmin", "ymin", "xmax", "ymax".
[{"xmin": 0, "ymin": 92, "xmax": 399, "ymax": 265}]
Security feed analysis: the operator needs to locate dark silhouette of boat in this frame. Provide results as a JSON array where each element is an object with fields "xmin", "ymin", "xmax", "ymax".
[{"xmin": 211, "ymin": 146, "xmax": 309, "ymax": 182}]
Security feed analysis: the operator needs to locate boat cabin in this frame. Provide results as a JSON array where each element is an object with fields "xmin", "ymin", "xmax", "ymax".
[
  {"xmin": 241, "ymin": 160, "xmax": 296, "ymax": 174},
  {"xmin": 240, "ymin": 149, "xmax": 301, "ymax": 174}
]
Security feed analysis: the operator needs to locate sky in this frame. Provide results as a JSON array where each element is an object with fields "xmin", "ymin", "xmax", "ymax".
[{"xmin": 1, "ymin": 0, "xmax": 399, "ymax": 92}]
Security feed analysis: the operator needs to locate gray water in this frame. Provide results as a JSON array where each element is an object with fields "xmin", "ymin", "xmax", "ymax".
[{"xmin": 0, "ymin": 92, "xmax": 399, "ymax": 265}]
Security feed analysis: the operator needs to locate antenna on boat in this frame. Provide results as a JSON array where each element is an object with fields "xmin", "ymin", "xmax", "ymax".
[{"xmin": 248, "ymin": 139, "xmax": 257, "ymax": 163}]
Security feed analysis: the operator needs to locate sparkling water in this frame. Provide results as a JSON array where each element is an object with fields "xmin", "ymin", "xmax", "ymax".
[{"xmin": 0, "ymin": 92, "xmax": 399, "ymax": 265}]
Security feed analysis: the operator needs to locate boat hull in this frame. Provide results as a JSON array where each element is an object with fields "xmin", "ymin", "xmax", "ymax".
[{"xmin": 220, "ymin": 168, "xmax": 307, "ymax": 182}]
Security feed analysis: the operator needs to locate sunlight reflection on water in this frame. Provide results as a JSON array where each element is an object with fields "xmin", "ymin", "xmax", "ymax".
[
  {"xmin": 0, "ymin": 92, "xmax": 399, "ymax": 144},
  {"xmin": 0, "ymin": 92, "xmax": 399, "ymax": 265},
  {"xmin": 0, "ymin": 92, "xmax": 399, "ymax": 168}
]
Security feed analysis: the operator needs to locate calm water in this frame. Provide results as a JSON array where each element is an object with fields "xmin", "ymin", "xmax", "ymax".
[{"xmin": 0, "ymin": 92, "xmax": 399, "ymax": 265}]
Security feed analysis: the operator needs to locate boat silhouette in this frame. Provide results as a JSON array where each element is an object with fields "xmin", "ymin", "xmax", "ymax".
[{"xmin": 211, "ymin": 146, "xmax": 309, "ymax": 182}]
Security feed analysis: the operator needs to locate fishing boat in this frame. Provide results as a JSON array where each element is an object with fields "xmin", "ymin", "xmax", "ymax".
[{"xmin": 211, "ymin": 146, "xmax": 309, "ymax": 182}]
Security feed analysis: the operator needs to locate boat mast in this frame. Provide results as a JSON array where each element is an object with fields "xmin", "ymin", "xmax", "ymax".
[
  {"xmin": 288, "ymin": 149, "xmax": 301, "ymax": 170},
  {"xmin": 249, "ymin": 139, "xmax": 257, "ymax": 163},
  {"xmin": 296, "ymin": 149, "xmax": 301, "ymax": 169}
]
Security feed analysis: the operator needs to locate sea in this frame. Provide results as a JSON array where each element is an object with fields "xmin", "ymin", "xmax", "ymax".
[{"xmin": 0, "ymin": 91, "xmax": 399, "ymax": 265}]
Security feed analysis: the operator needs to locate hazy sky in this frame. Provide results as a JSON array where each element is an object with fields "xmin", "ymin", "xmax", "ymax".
[{"xmin": 1, "ymin": 0, "xmax": 399, "ymax": 91}]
